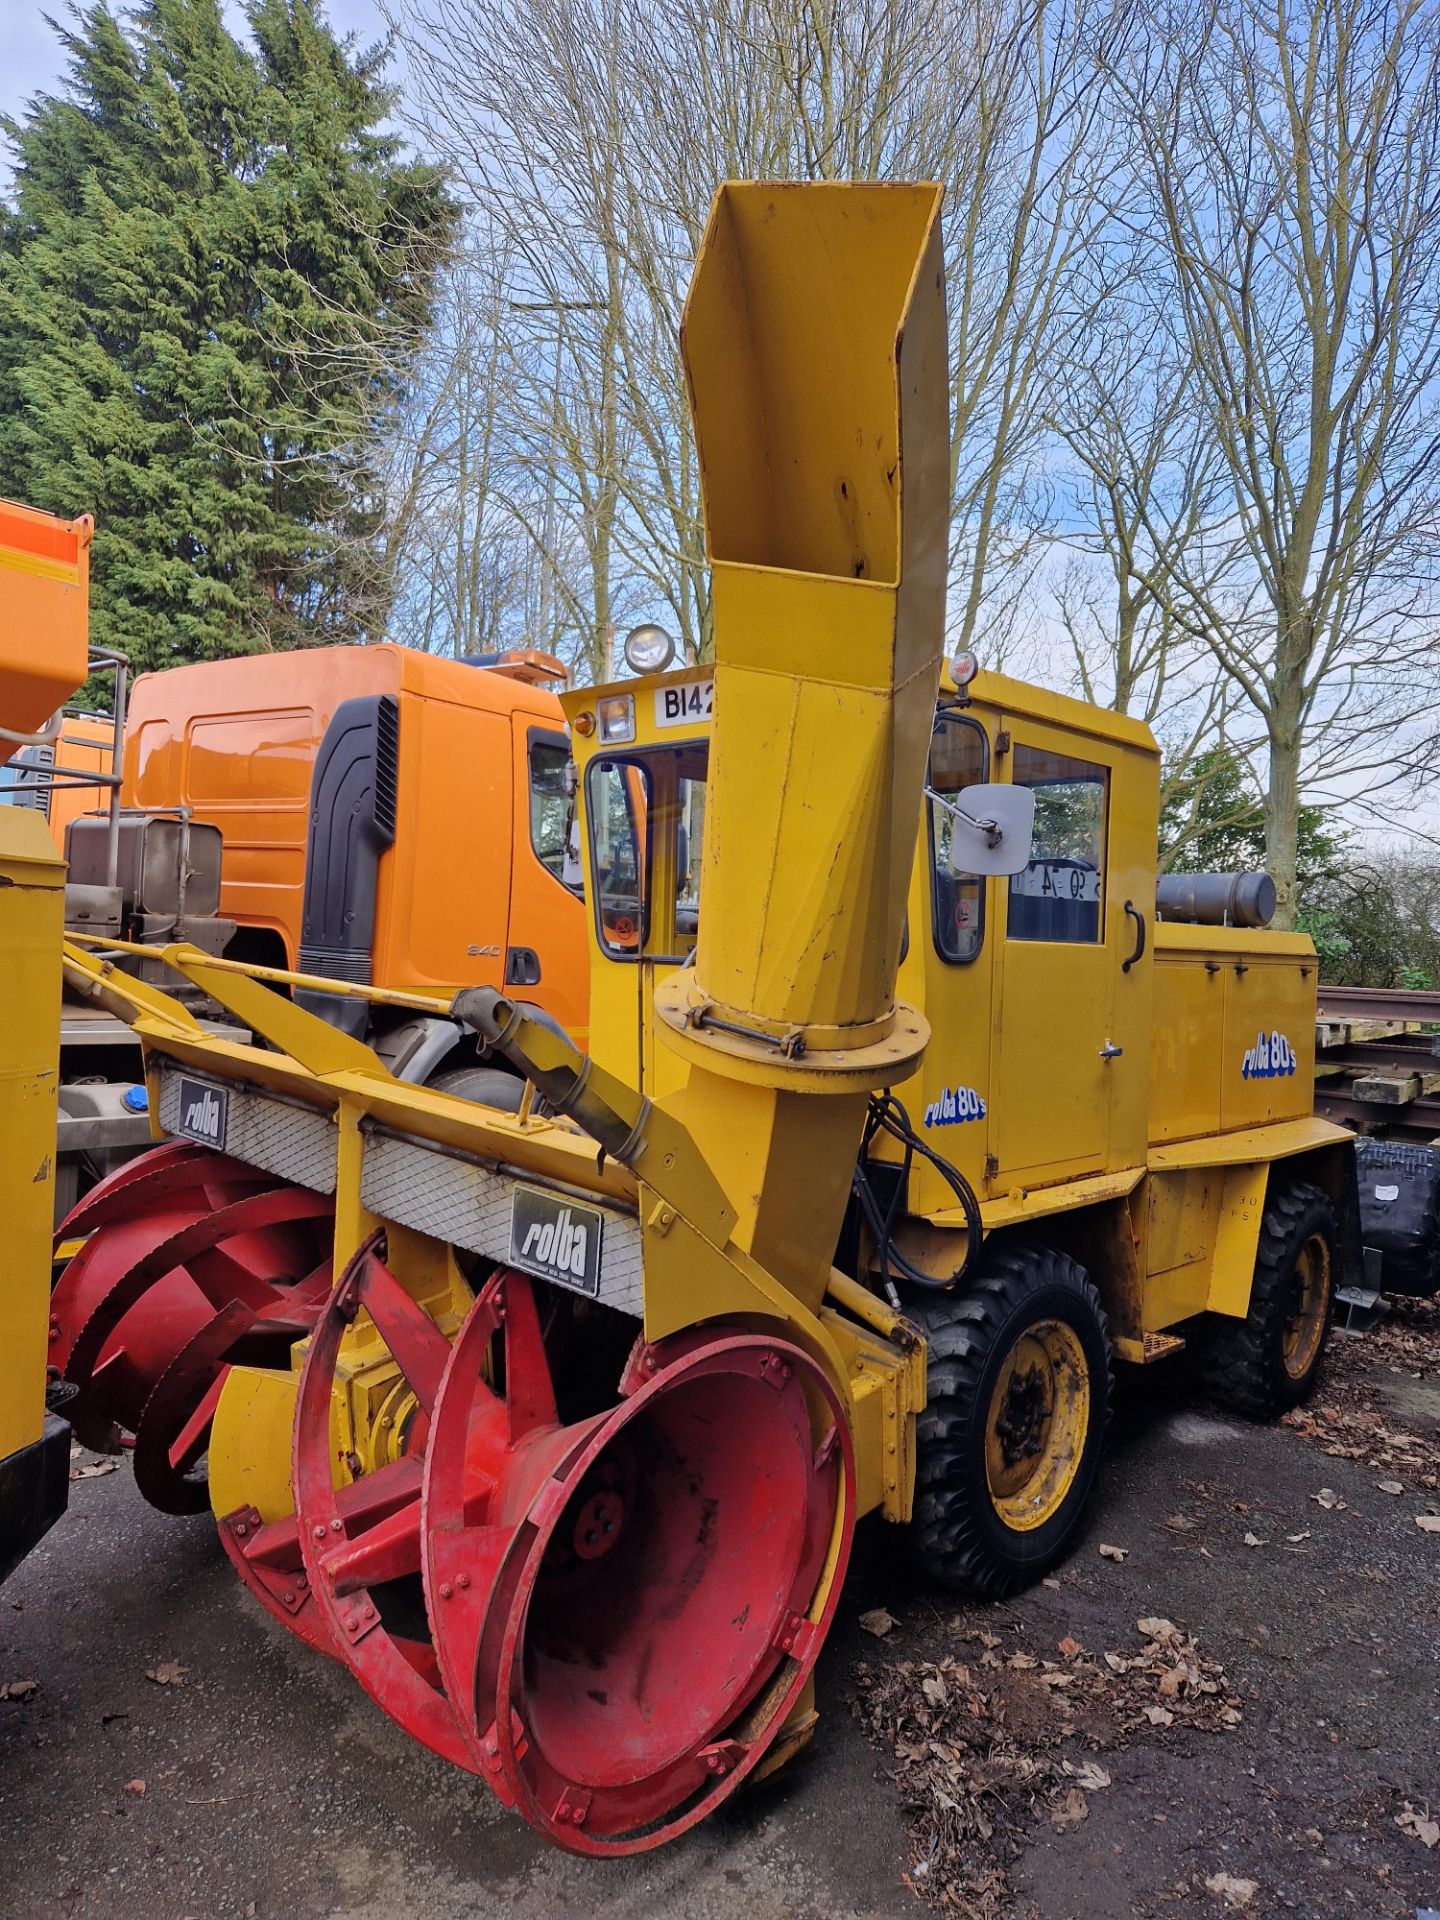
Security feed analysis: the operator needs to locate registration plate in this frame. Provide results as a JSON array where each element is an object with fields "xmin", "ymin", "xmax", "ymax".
[
  {"xmin": 508, "ymin": 1185, "xmax": 604, "ymax": 1297},
  {"xmin": 172, "ymin": 1075, "xmax": 228, "ymax": 1150},
  {"xmin": 654, "ymin": 680, "xmax": 713, "ymax": 729}
]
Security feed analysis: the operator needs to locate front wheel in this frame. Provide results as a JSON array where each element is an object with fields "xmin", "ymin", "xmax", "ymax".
[
  {"xmin": 910, "ymin": 1243, "xmax": 1112, "ymax": 1599},
  {"xmin": 1199, "ymin": 1180, "xmax": 1337, "ymax": 1418}
]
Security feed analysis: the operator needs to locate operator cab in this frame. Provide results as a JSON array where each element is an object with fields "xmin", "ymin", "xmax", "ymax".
[{"xmin": 562, "ymin": 648, "xmax": 1164, "ymax": 1209}]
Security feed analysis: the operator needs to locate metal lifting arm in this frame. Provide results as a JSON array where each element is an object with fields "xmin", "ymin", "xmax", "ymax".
[{"xmin": 450, "ymin": 986, "xmax": 737, "ymax": 1244}]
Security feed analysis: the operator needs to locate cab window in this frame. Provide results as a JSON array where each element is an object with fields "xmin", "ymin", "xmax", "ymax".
[
  {"xmin": 1007, "ymin": 745, "xmax": 1107, "ymax": 943},
  {"xmin": 585, "ymin": 744, "xmax": 708, "ymax": 963},
  {"xmin": 927, "ymin": 713, "xmax": 988, "ymax": 964},
  {"xmin": 527, "ymin": 733, "xmax": 573, "ymax": 884},
  {"xmin": 587, "ymin": 757, "xmax": 648, "ymax": 956}
]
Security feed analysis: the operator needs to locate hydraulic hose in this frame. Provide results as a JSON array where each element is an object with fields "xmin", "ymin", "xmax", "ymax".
[{"xmin": 851, "ymin": 1093, "xmax": 983, "ymax": 1305}]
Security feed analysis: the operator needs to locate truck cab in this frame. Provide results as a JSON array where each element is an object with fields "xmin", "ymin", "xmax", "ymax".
[{"xmin": 123, "ymin": 643, "xmax": 588, "ymax": 1049}]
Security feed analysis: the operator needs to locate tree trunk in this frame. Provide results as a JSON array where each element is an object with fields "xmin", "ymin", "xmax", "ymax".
[{"xmin": 1265, "ymin": 702, "xmax": 1303, "ymax": 930}]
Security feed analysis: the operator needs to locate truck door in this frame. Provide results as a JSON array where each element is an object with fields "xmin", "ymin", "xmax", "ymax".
[
  {"xmin": 506, "ymin": 720, "xmax": 590, "ymax": 1045},
  {"xmin": 989, "ymin": 725, "xmax": 1120, "ymax": 1187}
]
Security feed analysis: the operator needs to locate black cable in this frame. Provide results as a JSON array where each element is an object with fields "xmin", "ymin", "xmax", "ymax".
[{"xmin": 851, "ymin": 1092, "xmax": 983, "ymax": 1305}]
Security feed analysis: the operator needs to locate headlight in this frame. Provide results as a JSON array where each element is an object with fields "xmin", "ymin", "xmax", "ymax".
[
  {"xmin": 597, "ymin": 694, "xmax": 636, "ymax": 744},
  {"xmin": 623, "ymin": 624, "xmax": 677, "ymax": 674}
]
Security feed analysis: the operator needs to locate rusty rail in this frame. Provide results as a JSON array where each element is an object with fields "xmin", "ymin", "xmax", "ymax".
[{"xmin": 1315, "ymin": 984, "xmax": 1440, "ymax": 1021}]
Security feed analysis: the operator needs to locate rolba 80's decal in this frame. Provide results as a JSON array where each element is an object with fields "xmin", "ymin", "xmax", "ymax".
[
  {"xmin": 1240, "ymin": 1030, "xmax": 1297, "ymax": 1080},
  {"xmin": 924, "ymin": 1086, "xmax": 987, "ymax": 1127}
]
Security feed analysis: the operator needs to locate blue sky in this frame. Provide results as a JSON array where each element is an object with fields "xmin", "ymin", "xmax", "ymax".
[{"xmin": 0, "ymin": 0, "xmax": 393, "ymax": 186}]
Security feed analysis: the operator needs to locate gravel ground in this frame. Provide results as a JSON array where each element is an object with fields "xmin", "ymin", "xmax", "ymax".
[{"xmin": 2, "ymin": 1320, "xmax": 1437, "ymax": 1920}]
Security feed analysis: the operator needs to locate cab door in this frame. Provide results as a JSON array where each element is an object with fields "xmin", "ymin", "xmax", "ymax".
[{"xmin": 988, "ymin": 723, "xmax": 1120, "ymax": 1188}]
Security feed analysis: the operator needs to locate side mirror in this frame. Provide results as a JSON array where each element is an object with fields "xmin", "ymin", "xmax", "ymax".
[{"xmin": 931, "ymin": 782, "xmax": 1036, "ymax": 877}]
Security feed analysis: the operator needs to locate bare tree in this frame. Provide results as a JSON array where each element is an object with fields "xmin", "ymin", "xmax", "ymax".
[
  {"xmin": 390, "ymin": 0, "xmax": 1121, "ymax": 666},
  {"xmin": 1110, "ymin": 0, "xmax": 1440, "ymax": 922}
]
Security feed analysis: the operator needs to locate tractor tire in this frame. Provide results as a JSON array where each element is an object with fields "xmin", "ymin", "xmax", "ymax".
[
  {"xmin": 911, "ymin": 1243, "xmax": 1111, "ymax": 1599},
  {"xmin": 425, "ymin": 1065, "xmax": 525, "ymax": 1112},
  {"xmin": 1198, "ymin": 1180, "xmax": 1337, "ymax": 1419}
]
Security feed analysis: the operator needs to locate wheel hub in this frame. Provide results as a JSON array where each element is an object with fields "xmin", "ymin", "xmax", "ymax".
[
  {"xmin": 984, "ymin": 1318, "xmax": 1090, "ymax": 1532},
  {"xmin": 995, "ymin": 1362, "xmax": 1051, "ymax": 1467}
]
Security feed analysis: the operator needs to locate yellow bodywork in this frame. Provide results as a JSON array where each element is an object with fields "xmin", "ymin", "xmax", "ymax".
[
  {"xmin": 565, "ymin": 651, "xmax": 1353, "ymax": 1375},
  {"xmin": 0, "ymin": 813, "xmax": 67, "ymax": 1467},
  {"xmin": 0, "ymin": 502, "xmax": 93, "ymax": 1579}
]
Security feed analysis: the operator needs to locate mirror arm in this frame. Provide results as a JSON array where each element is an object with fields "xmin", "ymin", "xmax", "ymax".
[{"xmin": 924, "ymin": 785, "xmax": 1004, "ymax": 849}]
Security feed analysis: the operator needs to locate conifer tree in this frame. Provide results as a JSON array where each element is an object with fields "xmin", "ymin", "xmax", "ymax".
[{"xmin": 0, "ymin": 1, "xmax": 453, "ymax": 669}]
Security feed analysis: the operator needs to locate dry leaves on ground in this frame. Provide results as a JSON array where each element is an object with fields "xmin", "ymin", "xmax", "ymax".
[
  {"xmin": 852, "ymin": 1614, "xmax": 1242, "ymax": 1917},
  {"xmin": 1396, "ymin": 1802, "xmax": 1440, "ymax": 1849},
  {"xmin": 70, "ymin": 1458, "xmax": 119, "ymax": 1481},
  {"xmin": 144, "ymin": 1660, "xmax": 190, "ymax": 1687},
  {"xmin": 1283, "ymin": 1294, "xmax": 1440, "ymax": 1486},
  {"xmin": 859, "ymin": 1608, "xmax": 898, "ymax": 1638},
  {"xmin": 0, "ymin": 1678, "xmax": 38, "ymax": 1701},
  {"xmin": 1204, "ymin": 1870, "xmax": 1258, "ymax": 1908}
]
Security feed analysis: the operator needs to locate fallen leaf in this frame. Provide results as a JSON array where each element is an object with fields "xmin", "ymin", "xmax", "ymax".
[
  {"xmin": 1204, "ymin": 1870, "xmax": 1258, "ymax": 1908},
  {"xmin": 1103, "ymin": 1652, "xmax": 1129, "ymax": 1674},
  {"xmin": 1041, "ymin": 1577, "xmax": 1060, "ymax": 1590},
  {"xmin": 921, "ymin": 1673, "xmax": 948, "ymax": 1708},
  {"xmin": 1376, "ymin": 1480, "xmax": 1404, "ymax": 1495},
  {"xmin": 1057, "ymin": 1634, "xmax": 1083, "ymax": 1658},
  {"xmin": 1006, "ymin": 1652, "xmax": 1039, "ymax": 1670},
  {"xmin": 0, "ymin": 1678, "xmax": 38, "ymax": 1702},
  {"xmin": 70, "ymin": 1459, "xmax": 119, "ymax": 1481},
  {"xmin": 1050, "ymin": 1786, "xmax": 1089, "ymax": 1831},
  {"xmin": 1163, "ymin": 1512, "xmax": 1196, "ymax": 1531},
  {"xmin": 1311, "ymin": 1487, "xmax": 1345, "ymax": 1510},
  {"xmin": 1137, "ymin": 1616, "xmax": 1179, "ymax": 1642},
  {"xmin": 1073, "ymin": 1761, "xmax": 1111, "ymax": 1791},
  {"xmin": 1285, "ymin": 1531, "xmax": 1311, "ymax": 1543},
  {"xmin": 1396, "ymin": 1804, "xmax": 1440, "ymax": 1848},
  {"xmin": 123, "ymin": 1779, "xmax": 146, "ymax": 1797},
  {"xmin": 1144, "ymin": 1704, "xmax": 1174, "ymax": 1727},
  {"xmin": 1098, "ymin": 1542, "xmax": 1128, "ymax": 1562},
  {"xmin": 976, "ymin": 1628, "xmax": 1001, "ymax": 1649},
  {"xmin": 1416, "ymin": 1515, "xmax": 1440, "ymax": 1534},
  {"xmin": 144, "ymin": 1660, "xmax": 190, "ymax": 1687},
  {"xmin": 1242, "ymin": 1531, "xmax": 1266, "ymax": 1548},
  {"xmin": 1157, "ymin": 1661, "xmax": 1190, "ymax": 1698}
]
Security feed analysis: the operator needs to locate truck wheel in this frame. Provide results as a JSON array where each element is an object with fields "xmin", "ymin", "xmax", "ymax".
[
  {"xmin": 911, "ymin": 1244, "xmax": 1111, "ymax": 1599},
  {"xmin": 1199, "ymin": 1180, "xmax": 1337, "ymax": 1418},
  {"xmin": 425, "ymin": 1065, "xmax": 525, "ymax": 1113}
]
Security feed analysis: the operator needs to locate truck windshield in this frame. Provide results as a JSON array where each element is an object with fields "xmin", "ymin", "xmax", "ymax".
[{"xmin": 585, "ymin": 744, "xmax": 708, "ymax": 962}]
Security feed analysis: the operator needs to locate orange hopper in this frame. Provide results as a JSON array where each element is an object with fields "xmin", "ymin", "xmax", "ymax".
[{"xmin": 0, "ymin": 499, "xmax": 93, "ymax": 750}]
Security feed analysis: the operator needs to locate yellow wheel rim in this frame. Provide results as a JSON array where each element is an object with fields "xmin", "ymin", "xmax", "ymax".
[
  {"xmin": 983, "ymin": 1318, "xmax": 1090, "ymax": 1533},
  {"xmin": 1282, "ymin": 1232, "xmax": 1330, "ymax": 1381}
]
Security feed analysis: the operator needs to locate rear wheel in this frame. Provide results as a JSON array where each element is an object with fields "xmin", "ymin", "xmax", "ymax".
[
  {"xmin": 911, "ymin": 1243, "xmax": 1111, "ymax": 1598},
  {"xmin": 1199, "ymin": 1180, "xmax": 1337, "ymax": 1418}
]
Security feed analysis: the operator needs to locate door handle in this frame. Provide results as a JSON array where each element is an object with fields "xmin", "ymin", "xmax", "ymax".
[
  {"xmin": 1099, "ymin": 1041, "xmax": 1124, "ymax": 1060},
  {"xmin": 1122, "ymin": 899, "xmax": 1146, "ymax": 973}
]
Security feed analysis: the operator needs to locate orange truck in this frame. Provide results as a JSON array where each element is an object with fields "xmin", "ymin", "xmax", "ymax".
[{"xmin": 119, "ymin": 644, "xmax": 587, "ymax": 1063}]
